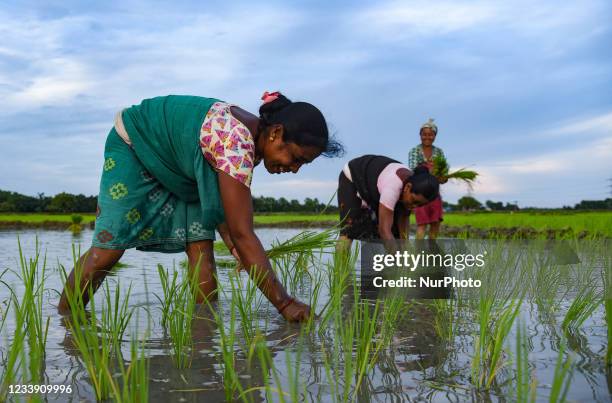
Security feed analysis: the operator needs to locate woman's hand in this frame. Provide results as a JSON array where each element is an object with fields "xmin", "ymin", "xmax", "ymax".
[
  {"xmin": 278, "ymin": 298, "xmax": 312, "ymax": 322},
  {"xmin": 437, "ymin": 175, "xmax": 448, "ymax": 184},
  {"xmin": 229, "ymin": 246, "xmax": 243, "ymax": 269}
]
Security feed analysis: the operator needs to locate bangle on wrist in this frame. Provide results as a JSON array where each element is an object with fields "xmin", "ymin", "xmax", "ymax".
[{"xmin": 277, "ymin": 297, "xmax": 295, "ymax": 314}]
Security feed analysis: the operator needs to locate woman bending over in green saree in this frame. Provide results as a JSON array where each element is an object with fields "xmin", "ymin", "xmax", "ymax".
[{"xmin": 58, "ymin": 91, "xmax": 343, "ymax": 322}]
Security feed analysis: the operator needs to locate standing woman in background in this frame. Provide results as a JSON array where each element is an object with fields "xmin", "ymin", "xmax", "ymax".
[{"xmin": 408, "ymin": 119, "xmax": 447, "ymax": 239}]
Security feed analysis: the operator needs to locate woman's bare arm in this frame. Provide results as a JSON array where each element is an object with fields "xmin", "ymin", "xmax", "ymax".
[{"xmin": 217, "ymin": 172, "xmax": 310, "ymax": 321}]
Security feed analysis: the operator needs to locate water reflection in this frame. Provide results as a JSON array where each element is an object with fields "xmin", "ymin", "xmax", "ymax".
[{"xmin": 0, "ymin": 230, "xmax": 609, "ymax": 402}]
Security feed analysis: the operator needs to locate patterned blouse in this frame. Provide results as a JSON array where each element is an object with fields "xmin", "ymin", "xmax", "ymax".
[
  {"xmin": 408, "ymin": 145, "xmax": 445, "ymax": 170},
  {"xmin": 199, "ymin": 102, "xmax": 255, "ymax": 187}
]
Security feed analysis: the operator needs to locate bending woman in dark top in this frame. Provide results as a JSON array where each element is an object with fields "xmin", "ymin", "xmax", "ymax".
[{"xmin": 337, "ymin": 154, "xmax": 439, "ymax": 246}]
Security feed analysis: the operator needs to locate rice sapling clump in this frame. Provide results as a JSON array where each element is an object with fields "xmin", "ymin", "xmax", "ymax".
[
  {"xmin": 68, "ymin": 214, "xmax": 84, "ymax": 234},
  {"xmin": 432, "ymin": 154, "xmax": 479, "ymax": 187}
]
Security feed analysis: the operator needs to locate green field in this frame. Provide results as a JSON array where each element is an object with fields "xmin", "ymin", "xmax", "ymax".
[
  {"xmin": 0, "ymin": 211, "xmax": 610, "ymax": 237},
  {"xmin": 0, "ymin": 213, "xmax": 97, "ymax": 223},
  {"xmin": 442, "ymin": 211, "xmax": 612, "ymax": 236},
  {"xmin": 0, "ymin": 212, "xmax": 336, "ymax": 226}
]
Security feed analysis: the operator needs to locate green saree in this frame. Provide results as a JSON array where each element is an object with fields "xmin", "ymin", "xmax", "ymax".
[{"xmin": 92, "ymin": 96, "xmax": 225, "ymax": 253}]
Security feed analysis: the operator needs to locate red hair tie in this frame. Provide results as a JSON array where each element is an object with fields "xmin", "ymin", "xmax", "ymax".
[{"xmin": 261, "ymin": 91, "xmax": 281, "ymax": 104}]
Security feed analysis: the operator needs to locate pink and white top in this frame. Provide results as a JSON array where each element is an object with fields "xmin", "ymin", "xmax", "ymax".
[
  {"xmin": 377, "ymin": 163, "xmax": 406, "ymax": 210},
  {"xmin": 199, "ymin": 102, "xmax": 255, "ymax": 187},
  {"xmin": 342, "ymin": 162, "xmax": 407, "ymax": 210}
]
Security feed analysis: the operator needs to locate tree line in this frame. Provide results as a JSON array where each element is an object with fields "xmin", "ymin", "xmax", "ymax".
[
  {"xmin": 0, "ymin": 190, "xmax": 336, "ymax": 214},
  {"xmin": 1, "ymin": 189, "xmax": 609, "ymax": 214}
]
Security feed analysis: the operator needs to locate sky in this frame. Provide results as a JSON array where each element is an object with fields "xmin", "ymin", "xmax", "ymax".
[{"xmin": 1, "ymin": 0, "xmax": 611, "ymax": 208}]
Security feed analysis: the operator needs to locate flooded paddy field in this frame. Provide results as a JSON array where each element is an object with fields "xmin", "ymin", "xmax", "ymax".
[{"xmin": 0, "ymin": 229, "xmax": 610, "ymax": 402}]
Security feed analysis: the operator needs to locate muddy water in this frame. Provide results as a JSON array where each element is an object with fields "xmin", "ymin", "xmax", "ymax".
[{"xmin": 0, "ymin": 230, "xmax": 610, "ymax": 402}]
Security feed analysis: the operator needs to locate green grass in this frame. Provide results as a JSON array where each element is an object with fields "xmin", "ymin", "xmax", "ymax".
[
  {"xmin": 0, "ymin": 213, "xmax": 97, "ymax": 223},
  {"xmin": 3, "ymin": 211, "xmax": 610, "ymax": 237},
  {"xmin": 253, "ymin": 213, "xmax": 337, "ymax": 225},
  {"xmin": 0, "ymin": 212, "xmax": 336, "ymax": 225},
  {"xmin": 442, "ymin": 211, "xmax": 612, "ymax": 237}
]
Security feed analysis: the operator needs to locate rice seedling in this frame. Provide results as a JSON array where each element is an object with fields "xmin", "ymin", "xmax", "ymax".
[
  {"xmin": 59, "ymin": 265, "xmax": 120, "ymax": 400},
  {"xmin": 432, "ymin": 297, "xmax": 458, "ymax": 343},
  {"xmin": 514, "ymin": 320, "xmax": 536, "ymax": 403},
  {"xmin": 605, "ymin": 297, "xmax": 612, "ymax": 366},
  {"xmin": 20, "ymin": 240, "xmax": 50, "ymax": 383},
  {"xmin": 318, "ymin": 244, "xmax": 359, "ymax": 332},
  {"xmin": 318, "ymin": 340, "xmax": 339, "ymax": 402},
  {"xmin": 246, "ymin": 333, "xmax": 288, "ymax": 403},
  {"xmin": 243, "ymin": 329, "xmax": 308, "ymax": 402},
  {"xmin": 100, "ymin": 279, "xmax": 134, "ymax": 350},
  {"xmin": 353, "ymin": 295, "xmax": 404, "ymax": 392},
  {"xmin": 272, "ymin": 251, "xmax": 311, "ymax": 296},
  {"xmin": 266, "ymin": 227, "xmax": 338, "ymax": 261},
  {"xmin": 303, "ymin": 267, "xmax": 326, "ymax": 332},
  {"xmin": 68, "ymin": 214, "xmax": 83, "ymax": 234},
  {"xmin": 0, "ymin": 240, "xmax": 50, "ymax": 397},
  {"xmin": 319, "ymin": 251, "xmax": 404, "ymax": 401},
  {"xmin": 549, "ymin": 342, "xmax": 572, "ymax": 403},
  {"xmin": 561, "ymin": 251, "xmax": 602, "ymax": 335},
  {"xmin": 0, "ymin": 297, "xmax": 25, "ymax": 399},
  {"xmin": 432, "ymin": 154, "xmax": 479, "ymax": 187},
  {"xmin": 165, "ymin": 266, "xmax": 197, "ymax": 369},
  {"xmin": 116, "ymin": 311, "xmax": 150, "ymax": 403},
  {"xmin": 283, "ymin": 336, "xmax": 306, "ymax": 403},
  {"xmin": 268, "ymin": 228, "xmax": 337, "ymax": 297},
  {"xmin": 58, "ymin": 245, "xmax": 141, "ymax": 400},
  {"xmin": 203, "ymin": 286, "xmax": 245, "ymax": 402},
  {"xmin": 227, "ymin": 269, "xmax": 266, "ymax": 349},
  {"xmin": 604, "ymin": 245, "xmax": 612, "ymax": 365},
  {"xmin": 561, "ymin": 288, "xmax": 602, "ymax": 334},
  {"xmin": 155, "ymin": 264, "xmax": 179, "ymax": 330},
  {"xmin": 352, "ymin": 300, "xmax": 382, "ymax": 392},
  {"xmin": 117, "ymin": 334, "xmax": 149, "ymax": 402},
  {"xmin": 0, "ymin": 269, "xmax": 10, "ymax": 334},
  {"xmin": 470, "ymin": 295, "xmax": 523, "ymax": 389}
]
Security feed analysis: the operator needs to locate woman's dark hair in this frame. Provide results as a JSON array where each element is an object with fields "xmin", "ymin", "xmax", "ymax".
[
  {"xmin": 405, "ymin": 166, "xmax": 439, "ymax": 201},
  {"xmin": 258, "ymin": 94, "xmax": 344, "ymax": 157}
]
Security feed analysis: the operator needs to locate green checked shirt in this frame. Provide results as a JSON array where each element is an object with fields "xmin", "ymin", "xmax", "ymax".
[{"xmin": 408, "ymin": 145, "xmax": 445, "ymax": 170}]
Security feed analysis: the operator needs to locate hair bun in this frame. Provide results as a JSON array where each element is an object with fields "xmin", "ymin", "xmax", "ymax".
[
  {"xmin": 259, "ymin": 93, "xmax": 292, "ymax": 123},
  {"xmin": 413, "ymin": 166, "xmax": 430, "ymax": 175}
]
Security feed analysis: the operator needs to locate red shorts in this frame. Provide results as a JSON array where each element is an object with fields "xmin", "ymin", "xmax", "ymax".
[{"xmin": 413, "ymin": 196, "xmax": 443, "ymax": 225}]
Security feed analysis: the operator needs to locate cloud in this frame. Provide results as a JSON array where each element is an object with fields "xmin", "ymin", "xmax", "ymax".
[
  {"xmin": 349, "ymin": 0, "xmax": 608, "ymax": 44},
  {"xmin": 542, "ymin": 111, "xmax": 612, "ymax": 137},
  {"xmin": 0, "ymin": 5, "xmax": 306, "ymax": 113},
  {"xmin": 0, "ymin": 0, "xmax": 610, "ymax": 209},
  {"xmin": 448, "ymin": 135, "xmax": 612, "ymax": 205},
  {"xmin": 8, "ymin": 58, "xmax": 92, "ymax": 106},
  {"xmin": 351, "ymin": 1, "xmax": 496, "ymax": 37}
]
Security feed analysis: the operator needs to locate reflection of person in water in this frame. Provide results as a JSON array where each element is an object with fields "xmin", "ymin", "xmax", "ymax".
[{"xmin": 337, "ymin": 154, "xmax": 439, "ymax": 246}]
